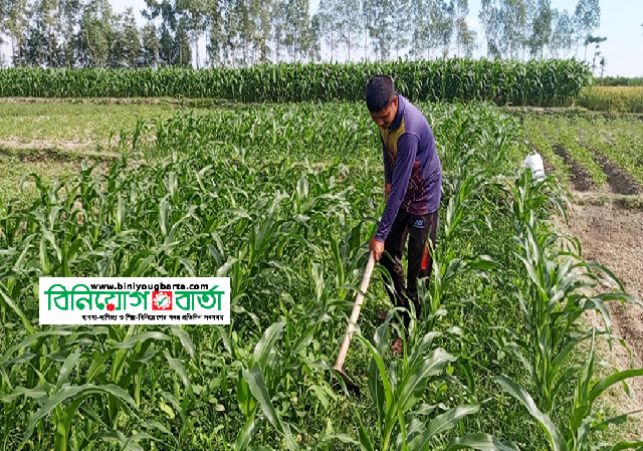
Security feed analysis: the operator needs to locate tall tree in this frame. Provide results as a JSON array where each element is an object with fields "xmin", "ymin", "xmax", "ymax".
[
  {"xmin": 370, "ymin": 0, "xmax": 395, "ymax": 61},
  {"xmin": 283, "ymin": 0, "xmax": 313, "ymax": 61},
  {"xmin": 573, "ymin": 0, "xmax": 600, "ymax": 59},
  {"xmin": 527, "ymin": 0, "xmax": 551, "ymax": 58},
  {"xmin": 498, "ymin": 0, "xmax": 527, "ymax": 59},
  {"xmin": 271, "ymin": 0, "xmax": 287, "ymax": 62},
  {"xmin": 119, "ymin": 7, "xmax": 142, "ymax": 67},
  {"xmin": 142, "ymin": 0, "xmax": 191, "ymax": 66},
  {"xmin": 141, "ymin": 23, "xmax": 160, "ymax": 67},
  {"xmin": 454, "ymin": 0, "xmax": 476, "ymax": 57},
  {"xmin": 252, "ymin": 0, "xmax": 273, "ymax": 63},
  {"xmin": 308, "ymin": 11, "xmax": 321, "ymax": 61},
  {"xmin": 361, "ymin": 0, "xmax": 377, "ymax": 60},
  {"xmin": 433, "ymin": 0, "xmax": 454, "ymax": 57},
  {"xmin": 410, "ymin": 0, "xmax": 432, "ymax": 60},
  {"xmin": 78, "ymin": 0, "xmax": 113, "ymax": 67},
  {"xmin": 181, "ymin": 0, "xmax": 207, "ymax": 68},
  {"xmin": 26, "ymin": 0, "xmax": 60, "ymax": 66},
  {"xmin": 391, "ymin": 0, "xmax": 411, "ymax": 59},
  {"xmin": 586, "ymin": 34, "xmax": 606, "ymax": 74},
  {"xmin": 24, "ymin": 0, "xmax": 51, "ymax": 66},
  {"xmin": 4, "ymin": 0, "xmax": 30, "ymax": 66},
  {"xmin": 316, "ymin": 0, "xmax": 339, "ymax": 61},
  {"xmin": 57, "ymin": 0, "xmax": 82, "ymax": 67},
  {"xmin": 550, "ymin": 9, "xmax": 575, "ymax": 58},
  {"xmin": 336, "ymin": 0, "xmax": 361, "ymax": 61},
  {"xmin": 479, "ymin": 0, "xmax": 502, "ymax": 58}
]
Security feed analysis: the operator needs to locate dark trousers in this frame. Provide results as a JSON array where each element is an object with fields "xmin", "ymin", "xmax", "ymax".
[{"xmin": 380, "ymin": 209, "xmax": 438, "ymax": 334}]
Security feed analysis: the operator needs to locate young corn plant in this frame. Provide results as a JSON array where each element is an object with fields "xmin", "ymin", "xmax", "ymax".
[
  {"xmin": 351, "ymin": 319, "xmax": 519, "ymax": 451},
  {"xmin": 0, "ymin": 325, "xmax": 193, "ymax": 451},
  {"xmin": 496, "ymin": 331, "xmax": 643, "ymax": 451},
  {"xmin": 504, "ymin": 168, "xmax": 642, "ymax": 413},
  {"xmin": 234, "ymin": 322, "xmax": 299, "ymax": 451}
]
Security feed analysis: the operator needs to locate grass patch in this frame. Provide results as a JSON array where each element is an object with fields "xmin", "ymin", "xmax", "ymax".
[{"xmin": 0, "ymin": 101, "xmax": 176, "ymax": 150}]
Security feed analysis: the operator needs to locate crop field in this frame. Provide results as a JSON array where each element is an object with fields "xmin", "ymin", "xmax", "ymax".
[
  {"xmin": 577, "ymin": 87, "xmax": 643, "ymax": 114},
  {"xmin": 0, "ymin": 60, "xmax": 592, "ymax": 106},
  {"xmin": 0, "ymin": 101, "xmax": 177, "ymax": 152},
  {"xmin": 2, "ymin": 96, "xmax": 643, "ymax": 451},
  {"xmin": 520, "ymin": 112, "xmax": 643, "ymax": 195}
]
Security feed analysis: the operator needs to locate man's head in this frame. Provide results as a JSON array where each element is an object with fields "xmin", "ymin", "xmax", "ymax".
[{"xmin": 366, "ymin": 75, "xmax": 398, "ymax": 129}]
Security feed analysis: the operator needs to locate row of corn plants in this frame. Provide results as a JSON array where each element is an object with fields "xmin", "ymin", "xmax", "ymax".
[
  {"xmin": 1, "ymin": 101, "xmax": 640, "ymax": 450},
  {"xmin": 494, "ymin": 168, "xmax": 643, "ymax": 450},
  {"xmin": 0, "ymin": 59, "xmax": 592, "ymax": 106}
]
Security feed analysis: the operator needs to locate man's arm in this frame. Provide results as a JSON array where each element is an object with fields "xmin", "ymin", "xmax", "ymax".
[{"xmin": 374, "ymin": 133, "xmax": 419, "ymax": 243}]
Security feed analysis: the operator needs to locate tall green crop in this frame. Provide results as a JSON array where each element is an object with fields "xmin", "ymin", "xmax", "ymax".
[{"xmin": 0, "ymin": 59, "xmax": 592, "ymax": 106}]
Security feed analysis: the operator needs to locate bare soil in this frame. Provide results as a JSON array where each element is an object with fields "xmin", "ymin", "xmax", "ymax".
[
  {"xmin": 553, "ymin": 144, "xmax": 596, "ymax": 191},
  {"xmin": 0, "ymin": 141, "xmax": 121, "ymax": 161},
  {"xmin": 581, "ymin": 143, "xmax": 643, "ymax": 195}
]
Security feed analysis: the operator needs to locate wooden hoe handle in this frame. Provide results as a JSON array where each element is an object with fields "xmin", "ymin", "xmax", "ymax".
[{"xmin": 333, "ymin": 250, "xmax": 377, "ymax": 373}]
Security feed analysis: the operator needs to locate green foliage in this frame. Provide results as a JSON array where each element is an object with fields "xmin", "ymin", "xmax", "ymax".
[
  {"xmin": 595, "ymin": 77, "xmax": 643, "ymax": 87},
  {"xmin": 0, "ymin": 59, "xmax": 592, "ymax": 106},
  {"xmin": 1, "ymin": 101, "xmax": 638, "ymax": 450}
]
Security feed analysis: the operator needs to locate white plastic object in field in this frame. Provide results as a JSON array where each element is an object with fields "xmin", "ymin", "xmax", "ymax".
[{"xmin": 524, "ymin": 152, "xmax": 545, "ymax": 180}]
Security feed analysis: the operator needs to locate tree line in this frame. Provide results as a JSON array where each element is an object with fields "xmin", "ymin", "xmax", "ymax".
[{"xmin": 0, "ymin": 0, "xmax": 604, "ymax": 69}]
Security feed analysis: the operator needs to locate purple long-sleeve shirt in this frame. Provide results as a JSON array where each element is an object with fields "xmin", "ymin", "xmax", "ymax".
[{"xmin": 375, "ymin": 94, "xmax": 442, "ymax": 242}]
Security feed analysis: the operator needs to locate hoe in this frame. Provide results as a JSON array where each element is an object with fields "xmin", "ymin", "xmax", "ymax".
[{"xmin": 332, "ymin": 250, "xmax": 376, "ymax": 397}]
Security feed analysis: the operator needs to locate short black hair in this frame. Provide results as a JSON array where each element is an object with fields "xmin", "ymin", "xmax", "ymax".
[{"xmin": 366, "ymin": 75, "xmax": 396, "ymax": 112}]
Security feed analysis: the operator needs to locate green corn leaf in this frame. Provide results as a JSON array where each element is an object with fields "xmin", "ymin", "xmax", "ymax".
[
  {"xmin": 25, "ymin": 384, "xmax": 136, "ymax": 440},
  {"xmin": 234, "ymin": 412, "xmax": 257, "ymax": 451},
  {"xmin": 169, "ymin": 326, "xmax": 196, "ymax": 358},
  {"xmin": 399, "ymin": 348, "xmax": 458, "ymax": 413},
  {"xmin": 242, "ymin": 366, "xmax": 298, "ymax": 451},
  {"xmin": 495, "ymin": 376, "xmax": 567, "ymax": 451},
  {"xmin": 252, "ymin": 321, "xmax": 285, "ymax": 370},
  {"xmin": 55, "ymin": 350, "xmax": 82, "ymax": 392},
  {"xmin": 446, "ymin": 433, "xmax": 520, "ymax": 450},
  {"xmin": 0, "ymin": 386, "xmax": 47, "ymax": 403},
  {"xmin": 1, "ymin": 330, "xmax": 72, "ymax": 366},
  {"xmin": 589, "ymin": 369, "xmax": 643, "ymax": 406},
  {"xmin": 408, "ymin": 405, "xmax": 480, "ymax": 450},
  {"xmin": 0, "ymin": 286, "xmax": 34, "ymax": 335},
  {"xmin": 162, "ymin": 350, "xmax": 191, "ymax": 389}
]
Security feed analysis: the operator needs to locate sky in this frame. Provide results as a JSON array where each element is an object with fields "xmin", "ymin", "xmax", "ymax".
[{"xmin": 3, "ymin": 0, "xmax": 643, "ymax": 76}]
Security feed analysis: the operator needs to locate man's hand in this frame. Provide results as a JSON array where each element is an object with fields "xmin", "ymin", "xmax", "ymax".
[
  {"xmin": 370, "ymin": 237, "xmax": 385, "ymax": 262},
  {"xmin": 385, "ymin": 183, "xmax": 391, "ymax": 202}
]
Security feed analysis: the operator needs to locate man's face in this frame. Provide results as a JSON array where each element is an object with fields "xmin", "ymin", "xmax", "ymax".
[{"xmin": 370, "ymin": 96, "xmax": 398, "ymax": 129}]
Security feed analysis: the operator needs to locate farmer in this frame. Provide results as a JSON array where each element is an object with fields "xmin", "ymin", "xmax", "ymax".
[{"xmin": 366, "ymin": 75, "xmax": 442, "ymax": 353}]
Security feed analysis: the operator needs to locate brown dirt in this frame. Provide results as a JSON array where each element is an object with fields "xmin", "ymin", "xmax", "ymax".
[
  {"xmin": 0, "ymin": 141, "xmax": 121, "ymax": 161},
  {"xmin": 0, "ymin": 97, "xmax": 173, "ymax": 105},
  {"xmin": 558, "ymin": 202, "xmax": 643, "ymax": 420},
  {"xmin": 0, "ymin": 139, "xmax": 91, "ymax": 151},
  {"xmin": 553, "ymin": 144, "xmax": 596, "ymax": 191},
  {"xmin": 581, "ymin": 143, "xmax": 643, "ymax": 195}
]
